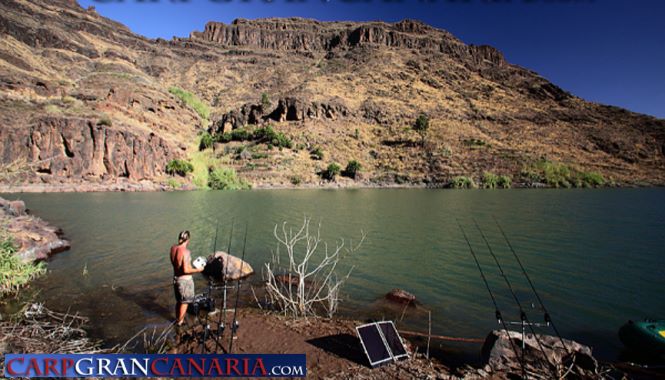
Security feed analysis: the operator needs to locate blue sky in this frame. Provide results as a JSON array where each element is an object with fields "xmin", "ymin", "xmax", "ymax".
[{"xmin": 80, "ymin": 0, "xmax": 665, "ymax": 119}]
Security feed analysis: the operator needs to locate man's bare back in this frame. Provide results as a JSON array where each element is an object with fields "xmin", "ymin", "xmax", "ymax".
[{"xmin": 170, "ymin": 243, "xmax": 191, "ymax": 278}]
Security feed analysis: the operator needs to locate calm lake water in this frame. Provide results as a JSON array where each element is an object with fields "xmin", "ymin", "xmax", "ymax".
[{"xmin": 3, "ymin": 188, "xmax": 664, "ymax": 362}]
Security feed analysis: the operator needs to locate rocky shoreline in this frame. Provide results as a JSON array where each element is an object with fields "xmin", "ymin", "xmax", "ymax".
[
  {"xmin": 0, "ymin": 196, "xmax": 70, "ymax": 262},
  {"xmin": 0, "ymin": 178, "xmax": 649, "ymax": 193}
]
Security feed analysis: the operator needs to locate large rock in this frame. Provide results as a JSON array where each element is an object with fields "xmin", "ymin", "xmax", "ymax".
[
  {"xmin": 479, "ymin": 330, "xmax": 601, "ymax": 379},
  {"xmin": 203, "ymin": 251, "xmax": 254, "ymax": 281},
  {"xmin": 0, "ymin": 197, "xmax": 71, "ymax": 262},
  {"xmin": 385, "ymin": 288, "xmax": 416, "ymax": 305}
]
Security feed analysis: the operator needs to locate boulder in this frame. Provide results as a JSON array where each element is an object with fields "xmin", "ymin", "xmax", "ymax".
[
  {"xmin": 7, "ymin": 200, "xmax": 26, "ymax": 216},
  {"xmin": 385, "ymin": 288, "xmax": 416, "ymax": 305},
  {"xmin": 203, "ymin": 251, "xmax": 254, "ymax": 281},
  {"xmin": 480, "ymin": 330, "xmax": 601, "ymax": 378}
]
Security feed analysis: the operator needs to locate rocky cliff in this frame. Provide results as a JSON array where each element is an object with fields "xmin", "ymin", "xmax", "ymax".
[{"xmin": 0, "ymin": 0, "xmax": 663, "ymax": 190}]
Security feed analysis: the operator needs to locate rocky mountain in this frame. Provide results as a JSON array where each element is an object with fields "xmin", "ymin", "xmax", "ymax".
[{"xmin": 1, "ymin": 0, "xmax": 664, "ymax": 190}]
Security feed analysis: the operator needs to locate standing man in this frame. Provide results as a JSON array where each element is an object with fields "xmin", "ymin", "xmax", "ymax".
[{"xmin": 170, "ymin": 230, "xmax": 204, "ymax": 325}]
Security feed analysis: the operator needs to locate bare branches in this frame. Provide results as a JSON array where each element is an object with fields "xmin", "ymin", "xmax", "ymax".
[
  {"xmin": 264, "ymin": 217, "xmax": 365, "ymax": 319},
  {"xmin": 0, "ymin": 303, "xmax": 105, "ymax": 369}
]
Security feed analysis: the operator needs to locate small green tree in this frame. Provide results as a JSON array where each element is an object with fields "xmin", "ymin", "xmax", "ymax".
[
  {"xmin": 199, "ymin": 132, "xmax": 214, "ymax": 150},
  {"xmin": 321, "ymin": 163, "xmax": 341, "ymax": 181},
  {"xmin": 310, "ymin": 147, "xmax": 324, "ymax": 160},
  {"xmin": 342, "ymin": 160, "xmax": 362, "ymax": 179},
  {"xmin": 166, "ymin": 159, "xmax": 194, "ymax": 177},
  {"xmin": 413, "ymin": 113, "xmax": 429, "ymax": 146},
  {"xmin": 261, "ymin": 93, "xmax": 271, "ymax": 110}
]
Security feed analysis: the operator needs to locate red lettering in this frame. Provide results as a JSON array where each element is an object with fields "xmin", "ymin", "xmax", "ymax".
[
  {"xmin": 208, "ymin": 358, "xmax": 222, "ymax": 376},
  {"xmin": 150, "ymin": 357, "xmax": 168, "ymax": 376},
  {"xmin": 187, "ymin": 358, "xmax": 205, "ymax": 376},
  {"xmin": 169, "ymin": 358, "xmax": 186, "ymax": 376},
  {"xmin": 226, "ymin": 358, "xmax": 241, "ymax": 376},
  {"xmin": 61, "ymin": 359, "xmax": 74, "ymax": 376},
  {"xmin": 26, "ymin": 358, "xmax": 42, "ymax": 376},
  {"xmin": 6, "ymin": 358, "xmax": 24, "ymax": 376},
  {"xmin": 252, "ymin": 358, "xmax": 268, "ymax": 376},
  {"xmin": 43, "ymin": 358, "xmax": 58, "ymax": 376}
]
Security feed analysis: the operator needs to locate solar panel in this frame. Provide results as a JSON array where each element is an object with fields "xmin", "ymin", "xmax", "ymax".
[
  {"xmin": 356, "ymin": 321, "xmax": 409, "ymax": 368},
  {"xmin": 378, "ymin": 321, "xmax": 409, "ymax": 359}
]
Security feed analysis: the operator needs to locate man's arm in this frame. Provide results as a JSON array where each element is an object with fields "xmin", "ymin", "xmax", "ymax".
[{"xmin": 182, "ymin": 250, "xmax": 204, "ymax": 274}]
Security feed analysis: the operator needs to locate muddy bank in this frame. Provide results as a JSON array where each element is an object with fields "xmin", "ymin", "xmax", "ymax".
[{"xmin": 171, "ymin": 307, "xmax": 453, "ymax": 379}]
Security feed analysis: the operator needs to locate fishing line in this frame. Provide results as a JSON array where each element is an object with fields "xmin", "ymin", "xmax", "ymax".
[
  {"xmin": 492, "ymin": 216, "xmax": 571, "ymax": 355},
  {"xmin": 228, "ymin": 222, "xmax": 249, "ymax": 353},
  {"xmin": 214, "ymin": 219, "xmax": 234, "ymax": 351},
  {"xmin": 473, "ymin": 219, "xmax": 558, "ymax": 378},
  {"xmin": 199, "ymin": 219, "xmax": 220, "ymax": 354},
  {"xmin": 457, "ymin": 222, "xmax": 523, "ymax": 374}
]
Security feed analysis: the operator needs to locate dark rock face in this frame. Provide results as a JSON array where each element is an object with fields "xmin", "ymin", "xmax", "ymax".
[
  {"xmin": 191, "ymin": 18, "xmax": 505, "ymax": 70},
  {"xmin": 0, "ymin": 117, "xmax": 178, "ymax": 181},
  {"xmin": 212, "ymin": 97, "xmax": 351, "ymax": 133}
]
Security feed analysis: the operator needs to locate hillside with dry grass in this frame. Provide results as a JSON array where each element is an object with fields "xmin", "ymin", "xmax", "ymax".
[{"xmin": 1, "ymin": 0, "xmax": 664, "ymax": 191}]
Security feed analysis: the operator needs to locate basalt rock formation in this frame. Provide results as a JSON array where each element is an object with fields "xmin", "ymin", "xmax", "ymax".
[
  {"xmin": 0, "ymin": 0, "xmax": 664, "ymax": 189},
  {"xmin": 212, "ymin": 97, "xmax": 351, "ymax": 133}
]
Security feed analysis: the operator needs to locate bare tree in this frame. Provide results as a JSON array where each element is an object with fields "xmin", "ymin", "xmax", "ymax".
[{"xmin": 263, "ymin": 217, "xmax": 365, "ymax": 319}]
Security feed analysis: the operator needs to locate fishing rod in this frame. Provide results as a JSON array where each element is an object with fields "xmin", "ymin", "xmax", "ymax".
[
  {"xmin": 473, "ymin": 219, "xmax": 559, "ymax": 379},
  {"xmin": 457, "ymin": 221, "xmax": 523, "ymax": 376},
  {"xmin": 214, "ymin": 220, "xmax": 235, "ymax": 352},
  {"xmin": 492, "ymin": 216, "xmax": 570, "ymax": 355},
  {"xmin": 200, "ymin": 220, "xmax": 220, "ymax": 354},
  {"xmin": 228, "ymin": 222, "xmax": 249, "ymax": 353}
]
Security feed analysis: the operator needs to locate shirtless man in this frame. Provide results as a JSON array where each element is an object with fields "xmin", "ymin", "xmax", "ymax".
[{"xmin": 170, "ymin": 230, "xmax": 204, "ymax": 325}]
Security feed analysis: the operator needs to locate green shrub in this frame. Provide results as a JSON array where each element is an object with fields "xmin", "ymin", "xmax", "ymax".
[
  {"xmin": 342, "ymin": 160, "xmax": 362, "ymax": 179},
  {"xmin": 310, "ymin": 147, "xmax": 324, "ymax": 160},
  {"xmin": 321, "ymin": 163, "xmax": 341, "ymax": 181},
  {"xmin": 97, "ymin": 116, "xmax": 112, "ymax": 126},
  {"xmin": 166, "ymin": 178, "xmax": 180, "ymax": 189},
  {"xmin": 579, "ymin": 171, "xmax": 605, "ymax": 187},
  {"xmin": 165, "ymin": 159, "xmax": 194, "ymax": 177},
  {"xmin": 354, "ymin": 128, "xmax": 360, "ymax": 140},
  {"xmin": 261, "ymin": 93, "xmax": 271, "ymax": 110},
  {"xmin": 463, "ymin": 138, "xmax": 487, "ymax": 147},
  {"xmin": 497, "ymin": 175, "xmax": 512, "ymax": 189},
  {"xmin": 199, "ymin": 132, "xmax": 214, "ymax": 150},
  {"xmin": 451, "ymin": 176, "xmax": 477, "ymax": 189},
  {"xmin": 208, "ymin": 167, "xmax": 251, "ymax": 190},
  {"xmin": 482, "ymin": 172, "xmax": 499, "ymax": 189},
  {"xmin": 253, "ymin": 126, "xmax": 292, "ymax": 148},
  {"xmin": 251, "ymin": 152, "xmax": 269, "ymax": 160},
  {"xmin": 523, "ymin": 159, "xmax": 605, "ymax": 188},
  {"xmin": 0, "ymin": 237, "xmax": 46, "ymax": 295},
  {"xmin": 168, "ymin": 87, "xmax": 210, "ymax": 121},
  {"xmin": 290, "ymin": 176, "xmax": 302, "ymax": 185}
]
